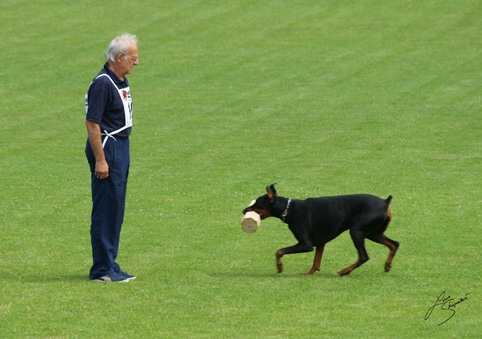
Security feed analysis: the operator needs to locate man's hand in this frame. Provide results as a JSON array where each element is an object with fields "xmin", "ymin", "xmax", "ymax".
[
  {"xmin": 86, "ymin": 120, "xmax": 110, "ymax": 180},
  {"xmin": 95, "ymin": 159, "xmax": 109, "ymax": 179}
]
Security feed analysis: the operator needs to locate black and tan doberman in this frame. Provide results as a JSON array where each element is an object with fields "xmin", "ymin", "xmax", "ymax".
[{"xmin": 242, "ymin": 184, "xmax": 399, "ymax": 276}]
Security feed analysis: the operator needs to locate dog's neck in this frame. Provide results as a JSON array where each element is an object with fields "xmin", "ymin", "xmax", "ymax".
[{"xmin": 281, "ymin": 198, "xmax": 292, "ymax": 222}]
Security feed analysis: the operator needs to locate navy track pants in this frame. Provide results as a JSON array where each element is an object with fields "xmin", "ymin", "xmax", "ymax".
[{"xmin": 85, "ymin": 136, "xmax": 130, "ymax": 280}]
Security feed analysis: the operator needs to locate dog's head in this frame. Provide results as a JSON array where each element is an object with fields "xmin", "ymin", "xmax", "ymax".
[{"xmin": 242, "ymin": 183, "xmax": 281, "ymax": 220}]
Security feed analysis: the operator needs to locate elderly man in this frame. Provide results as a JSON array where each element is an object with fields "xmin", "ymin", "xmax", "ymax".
[{"xmin": 85, "ymin": 34, "xmax": 139, "ymax": 282}]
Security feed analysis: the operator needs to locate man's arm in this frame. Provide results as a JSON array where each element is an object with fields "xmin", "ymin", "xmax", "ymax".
[{"xmin": 86, "ymin": 120, "xmax": 109, "ymax": 179}]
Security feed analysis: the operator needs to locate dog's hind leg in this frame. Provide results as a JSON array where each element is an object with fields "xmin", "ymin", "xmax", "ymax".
[
  {"xmin": 338, "ymin": 229, "xmax": 370, "ymax": 276},
  {"xmin": 367, "ymin": 233, "xmax": 400, "ymax": 272},
  {"xmin": 303, "ymin": 245, "xmax": 325, "ymax": 275}
]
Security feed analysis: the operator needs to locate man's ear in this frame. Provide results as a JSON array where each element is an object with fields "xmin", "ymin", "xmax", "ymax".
[{"xmin": 116, "ymin": 53, "xmax": 124, "ymax": 63}]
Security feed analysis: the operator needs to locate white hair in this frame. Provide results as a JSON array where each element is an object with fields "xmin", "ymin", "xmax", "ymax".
[{"xmin": 105, "ymin": 33, "xmax": 138, "ymax": 62}]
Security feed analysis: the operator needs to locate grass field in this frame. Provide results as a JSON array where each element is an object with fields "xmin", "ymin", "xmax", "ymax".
[{"xmin": 1, "ymin": 0, "xmax": 481, "ymax": 337}]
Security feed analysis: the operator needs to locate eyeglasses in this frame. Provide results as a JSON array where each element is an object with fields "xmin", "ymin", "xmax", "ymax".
[{"xmin": 123, "ymin": 55, "xmax": 138, "ymax": 62}]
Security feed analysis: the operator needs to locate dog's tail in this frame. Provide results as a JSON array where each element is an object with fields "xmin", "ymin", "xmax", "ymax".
[
  {"xmin": 386, "ymin": 195, "xmax": 393, "ymax": 220},
  {"xmin": 386, "ymin": 195, "xmax": 393, "ymax": 205}
]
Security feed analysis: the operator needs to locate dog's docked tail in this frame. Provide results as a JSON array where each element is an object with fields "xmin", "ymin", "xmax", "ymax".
[{"xmin": 386, "ymin": 195, "xmax": 393, "ymax": 219}]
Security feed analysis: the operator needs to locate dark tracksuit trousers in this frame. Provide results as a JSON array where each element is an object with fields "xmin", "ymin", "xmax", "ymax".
[{"xmin": 85, "ymin": 136, "xmax": 130, "ymax": 280}]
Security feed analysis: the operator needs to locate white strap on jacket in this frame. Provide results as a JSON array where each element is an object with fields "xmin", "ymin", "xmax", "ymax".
[{"xmin": 90, "ymin": 74, "xmax": 133, "ymax": 148}]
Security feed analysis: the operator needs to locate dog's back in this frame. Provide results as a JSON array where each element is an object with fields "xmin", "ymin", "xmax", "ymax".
[{"xmin": 288, "ymin": 194, "xmax": 392, "ymax": 246}]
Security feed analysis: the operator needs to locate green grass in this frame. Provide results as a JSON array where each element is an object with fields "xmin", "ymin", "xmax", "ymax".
[{"xmin": 1, "ymin": 0, "xmax": 481, "ymax": 337}]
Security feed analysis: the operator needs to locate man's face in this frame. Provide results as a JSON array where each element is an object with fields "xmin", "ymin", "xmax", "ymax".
[{"xmin": 119, "ymin": 44, "xmax": 139, "ymax": 76}]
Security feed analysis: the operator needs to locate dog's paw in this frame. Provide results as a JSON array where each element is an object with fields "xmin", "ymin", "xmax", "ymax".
[
  {"xmin": 303, "ymin": 267, "xmax": 320, "ymax": 275},
  {"xmin": 337, "ymin": 269, "xmax": 351, "ymax": 276}
]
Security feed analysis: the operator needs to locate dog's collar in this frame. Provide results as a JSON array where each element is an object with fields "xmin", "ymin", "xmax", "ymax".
[{"xmin": 281, "ymin": 198, "xmax": 291, "ymax": 222}]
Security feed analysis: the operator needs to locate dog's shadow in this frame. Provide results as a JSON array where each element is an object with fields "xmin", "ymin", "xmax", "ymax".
[{"xmin": 209, "ymin": 270, "xmax": 347, "ymax": 280}]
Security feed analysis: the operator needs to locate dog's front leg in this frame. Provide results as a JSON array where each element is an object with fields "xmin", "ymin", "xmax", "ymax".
[
  {"xmin": 275, "ymin": 249, "xmax": 285, "ymax": 273},
  {"xmin": 304, "ymin": 245, "xmax": 325, "ymax": 275},
  {"xmin": 275, "ymin": 243, "xmax": 313, "ymax": 273}
]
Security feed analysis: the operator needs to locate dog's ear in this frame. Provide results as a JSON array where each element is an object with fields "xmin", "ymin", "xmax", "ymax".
[{"xmin": 266, "ymin": 183, "xmax": 277, "ymax": 202}]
